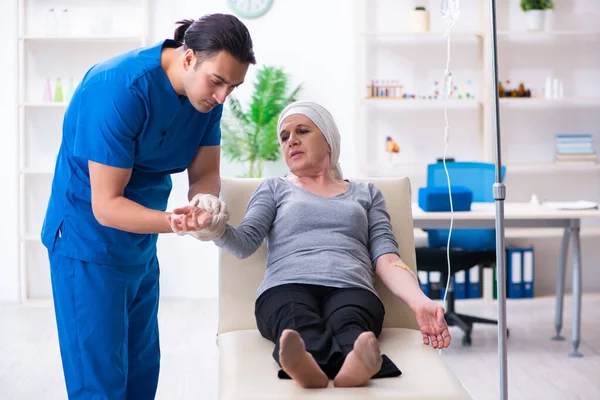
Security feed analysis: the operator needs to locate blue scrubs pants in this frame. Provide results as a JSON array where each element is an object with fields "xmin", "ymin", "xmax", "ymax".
[{"xmin": 49, "ymin": 250, "xmax": 160, "ymax": 400}]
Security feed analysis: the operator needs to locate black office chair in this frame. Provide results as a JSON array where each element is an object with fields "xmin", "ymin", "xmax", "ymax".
[{"xmin": 416, "ymin": 247, "xmax": 505, "ymax": 346}]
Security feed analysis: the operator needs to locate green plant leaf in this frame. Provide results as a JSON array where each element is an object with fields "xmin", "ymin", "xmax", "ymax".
[
  {"xmin": 520, "ymin": 0, "xmax": 552, "ymax": 11},
  {"xmin": 221, "ymin": 64, "xmax": 302, "ymax": 173},
  {"xmin": 228, "ymin": 96, "xmax": 251, "ymax": 126},
  {"xmin": 220, "ymin": 120, "xmax": 246, "ymax": 162}
]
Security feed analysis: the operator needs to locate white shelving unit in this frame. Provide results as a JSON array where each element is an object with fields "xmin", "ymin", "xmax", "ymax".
[
  {"xmin": 16, "ymin": 0, "xmax": 148, "ymax": 303},
  {"xmin": 499, "ymin": 98, "xmax": 600, "ymax": 109},
  {"xmin": 354, "ymin": 1, "xmax": 600, "ymax": 179},
  {"xmin": 496, "ymin": 30, "xmax": 600, "ymax": 40},
  {"xmin": 354, "ymin": 0, "xmax": 487, "ymax": 179},
  {"xmin": 363, "ymin": 98, "xmax": 481, "ymax": 109}
]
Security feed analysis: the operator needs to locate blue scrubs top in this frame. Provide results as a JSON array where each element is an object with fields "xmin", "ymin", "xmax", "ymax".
[{"xmin": 41, "ymin": 39, "xmax": 223, "ymax": 266}]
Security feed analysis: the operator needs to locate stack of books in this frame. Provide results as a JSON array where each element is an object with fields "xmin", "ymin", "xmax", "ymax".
[{"xmin": 554, "ymin": 134, "xmax": 597, "ymax": 166}]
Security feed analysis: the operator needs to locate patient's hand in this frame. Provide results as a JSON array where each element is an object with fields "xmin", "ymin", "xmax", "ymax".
[
  {"xmin": 169, "ymin": 206, "xmax": 213, "ymax": 235},
  {"xmin": 413, "ymin": 299, "xmax": 451, "ymax": 349},
  {"xmin": 170, "ymin": 203, "xmax": 228, "ymax": 241}
]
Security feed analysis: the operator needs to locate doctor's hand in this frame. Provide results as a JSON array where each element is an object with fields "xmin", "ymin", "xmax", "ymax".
[
  {"xmin": 170, "ymin": 203, "xmax": 229, "ymax": 241},
  {"xmin": 168, "ymin": 206, "xmax": 213, "ymax": 235},
  {"xmin": 190, "ymin": 193, "xmax": 229, "ymax": 218},
  {"xmin": 413, "ymin": 298, "xmax": 451, "ymax": 349}
]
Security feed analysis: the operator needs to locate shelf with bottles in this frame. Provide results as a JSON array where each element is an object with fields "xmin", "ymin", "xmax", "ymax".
[
  {"xmin": 359, "ymin": 123, "xmax": 482, "ymax": 179},
  {"xmin": 495, "ymin": 78, "xmax": 600, "ymax": 108},
  {"xmin": 36, "ymin": 76, "xmax": 76, "ymax": 106},
  {"xmin": 364, "ymin": 76, "xmax": 479, "ymax": 109},
  {"xmin": 20, "ymin": 39, "xmax": 138, "ymax": 104},
  {"xmin": 364, "ymin": 98, "xmax": 480, "ymax": 109}
]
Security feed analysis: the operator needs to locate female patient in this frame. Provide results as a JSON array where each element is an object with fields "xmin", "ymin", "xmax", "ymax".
[{"xmin": 175, "ymin": 101, "xmax": 451, "ymax": 388}]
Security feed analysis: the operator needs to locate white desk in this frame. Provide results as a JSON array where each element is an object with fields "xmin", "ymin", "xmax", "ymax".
[{"xmin": 411, "ymin": 202, "xmax": 600, "ymax": 357}]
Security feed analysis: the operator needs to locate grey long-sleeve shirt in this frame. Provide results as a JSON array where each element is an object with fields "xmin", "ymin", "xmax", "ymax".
[{"xmin": 214, "ymin": 177, "xmax": 400, "ymax": 298}]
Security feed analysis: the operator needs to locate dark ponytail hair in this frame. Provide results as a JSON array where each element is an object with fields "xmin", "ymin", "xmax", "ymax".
[{"xmin": 173, "ymin": 14, "xmax": 256, "ymax": 66}]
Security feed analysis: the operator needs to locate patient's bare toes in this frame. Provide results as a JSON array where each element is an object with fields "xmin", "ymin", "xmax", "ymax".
[
  {"xmin": 279, "ymin": 329, "xmax": 328, "ymax": 389},
  {"xmin": 334, "ymin": 332, "xmax": 382, "ymax": 388}
]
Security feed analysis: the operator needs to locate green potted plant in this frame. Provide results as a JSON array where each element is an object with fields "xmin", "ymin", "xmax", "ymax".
[
  {"xmin": 520, "ymin": 0, "xmax": 554, "ymax": 31},
  {"xmin": 221, "ymin": 65, "xmax": 301, "ymax": 178}
]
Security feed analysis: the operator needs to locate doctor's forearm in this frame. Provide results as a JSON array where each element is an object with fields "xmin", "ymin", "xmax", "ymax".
[
  {"xmin": 188, "ymin": 172, "xmax": 221, "ymax": 201},
  {"xmin": 93, "ymin": 196, "xmax": 173, "ymax": 234}
]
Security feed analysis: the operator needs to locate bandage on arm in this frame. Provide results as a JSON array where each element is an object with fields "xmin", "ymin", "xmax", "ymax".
[{"xmin": 375, "ymin": 253, "xmax": 429, "ymax": 311}]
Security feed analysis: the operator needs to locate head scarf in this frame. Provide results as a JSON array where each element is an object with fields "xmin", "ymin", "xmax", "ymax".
[{"xmin": 277, "ymin": 101, "xmax": 343, "ymax": 179}]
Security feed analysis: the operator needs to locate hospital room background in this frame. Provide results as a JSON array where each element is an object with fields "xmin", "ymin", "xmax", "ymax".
[{"xmin": 0, "ymin": 0, "xmax": 599, "ymax": 399}]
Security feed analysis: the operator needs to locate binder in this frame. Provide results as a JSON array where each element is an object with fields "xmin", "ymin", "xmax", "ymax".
[
  {"xmin": 429, "ymin": 271, "xmax": 442, "ymax": 300},
  {"xmin": 522, "ymin": 247, "xmax": 534, "ymax": 298},
  {"xmin": 418, "ymin": 270, "xmax": 429, "ymax": 297},
  {"xmin": 482, "ymin": 267, "xmax": 494, "ymax": 301},
  {"xmin": 506, "ymin": 248, "xmax": 523, "ymax": 298},
  {"xmin": 454, "ymin": 270, "xmax": 467, "ymax": 299},
  {"xmin": 468, "ymin": 265, "xmax": 481, "ymax": 298}
]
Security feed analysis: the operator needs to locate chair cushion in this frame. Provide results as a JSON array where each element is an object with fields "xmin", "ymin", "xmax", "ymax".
[{"xmin": 217, "ymin": 328, "xmax": 471, "ymax": 399}]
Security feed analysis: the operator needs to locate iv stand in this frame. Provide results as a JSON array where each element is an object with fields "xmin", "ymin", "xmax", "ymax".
[{"xmin": 489, "ymin": 1, "xmax": 508, "ymax": 399}]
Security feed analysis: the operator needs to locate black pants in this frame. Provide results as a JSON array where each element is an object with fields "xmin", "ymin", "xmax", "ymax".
[{"xmin": 254, "ymin": 283, "xmax": 402, "ymax": 380}]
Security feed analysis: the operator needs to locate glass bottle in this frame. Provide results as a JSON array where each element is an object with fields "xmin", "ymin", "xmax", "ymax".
[
  {"xmin": 54, "ymin": 78, "xmax": 64, "ymax": 103},
  {"xmin": 66, "ymin": 78, "xmax": 76, "ymax": 102},
  {"xmin": 42, "ymin": 77, "xmax": 52, "ymax": 102}
]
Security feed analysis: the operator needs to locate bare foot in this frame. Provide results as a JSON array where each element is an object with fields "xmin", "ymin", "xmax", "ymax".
[
  {"xmin": 279, "ymin": 329, "xmax": 328, "ymax": 388},
  {"xmin": 333, "ymin": 332, "xmax": 382, "ymax": 388}
]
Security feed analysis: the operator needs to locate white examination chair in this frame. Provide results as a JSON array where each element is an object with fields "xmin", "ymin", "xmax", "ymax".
[{"xmin": 216, "ymin": 177, "xmax": 471, "ymax": 399}]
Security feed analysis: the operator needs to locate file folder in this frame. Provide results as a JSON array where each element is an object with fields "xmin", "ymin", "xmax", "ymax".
[
  {"xmin": 522, "ymin": 247, "xmax": 534, "ymax": 298},
  {"xmin": 468, "ymin": 265, "xmax": 481, "ymax": 298},
  {"xmin": 506, "ymin": 248, "xmax": 523, "ymax": 299},
  {"xmin": 454, "ymin": 270, "xmax": 467, "ymax": 299}
]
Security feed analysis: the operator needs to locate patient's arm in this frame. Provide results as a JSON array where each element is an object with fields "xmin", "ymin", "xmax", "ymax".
[
  {"xmin": 374, "ymin": 253, "xmax": 427, "ymax": 309},
  {"xmin": 365, "ymin": 183, "xmax": 427, "ymax": 306},
  {"xmin": 213, "ymin": 180, "xmax": 277, "ymax": 259},
  {"xmin": 367, "ymin": 183, "xmax": 451, "ymax": 349}
]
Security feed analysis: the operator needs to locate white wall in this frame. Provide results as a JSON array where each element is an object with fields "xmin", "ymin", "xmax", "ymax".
[
  {"xmin": 1, "ymin": 0, "xmax": 599, "ymax": 303},
  {"xmin": 0, "ymin": 0, "xmax": 20, "ymax": 303},
  {"xmin": 152, "ymin": 0, "xmax": 358, "ymax": 299}
]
